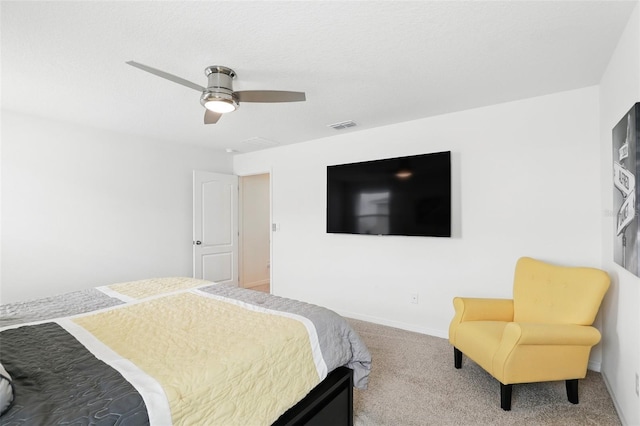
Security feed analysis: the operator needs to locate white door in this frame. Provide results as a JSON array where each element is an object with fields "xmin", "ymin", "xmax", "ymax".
[{"xmin": 193, "ymin": 171, "xmax": 238, "ymax": 285}]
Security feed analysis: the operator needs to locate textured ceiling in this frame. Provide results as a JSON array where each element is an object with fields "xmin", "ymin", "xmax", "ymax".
[{"xmin": 1, "ymin": 1, "xmax": 637, "ymax": 153}]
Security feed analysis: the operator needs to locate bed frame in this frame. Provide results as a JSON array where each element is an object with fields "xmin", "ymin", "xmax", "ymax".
[{"xmin": 273, "ymin": 366, "xmax": 354, "ymax": 426}]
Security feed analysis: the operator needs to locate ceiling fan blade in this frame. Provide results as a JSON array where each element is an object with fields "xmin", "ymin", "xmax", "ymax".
[
  {"xmin": 126, "ymin": 61, "xmax": 205, "ymax": 92},
  {"xmin": 235, "ymin": 90, "xmax": 306, "ymax": 103},
  {"xmin": 204, "ymin": 109, "xmax": 222, "ymax": 124}
]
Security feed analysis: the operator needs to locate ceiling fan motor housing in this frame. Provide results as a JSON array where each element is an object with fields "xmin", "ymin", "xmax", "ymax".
[{"xmin": 200, "ymin": 66, "xmax": 239, "ymax": 108}]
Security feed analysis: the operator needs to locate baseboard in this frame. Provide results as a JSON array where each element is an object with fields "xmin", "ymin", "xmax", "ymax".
[
  {"xmin": 602, "ymin": 371, "xmax": 629, "ymax": 426},
  {"xmin": 333, "ymin": 309, "xmax": 448, "ymax": 339},
  {"xmin": 588, "ymin": 359, "xmax": 601, "ymax": 372}
]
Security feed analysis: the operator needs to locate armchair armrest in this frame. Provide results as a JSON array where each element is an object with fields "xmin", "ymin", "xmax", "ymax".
[
  {"xmin": 492, "ymin": 323, "xmax": 602, "ymax": 382},
  {"xmin": 449, "ymin": 298, "xmax": 513, "ymax": 345},
  {"xmin": 501, "ymin": 323, "xmax": 601, "ymax": 346},
  {"xmin": 452, "ymin": 297, "xmax": 514, "ymax": 322}
]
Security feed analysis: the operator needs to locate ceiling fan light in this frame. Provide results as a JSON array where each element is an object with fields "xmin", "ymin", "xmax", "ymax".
[{"xmin": 204, "ymin": 99, "xmax": 236, "ymax": 113}]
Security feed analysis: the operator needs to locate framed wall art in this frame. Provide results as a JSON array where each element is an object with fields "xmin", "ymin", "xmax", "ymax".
[{"xmin": 613, "ymin": 102, "xmax": 640, "ymax": 276}]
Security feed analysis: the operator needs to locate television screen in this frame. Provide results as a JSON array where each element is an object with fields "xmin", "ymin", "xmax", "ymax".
[{"xmin": 327, "ymin": 151, "xmax": 451, "ymax": 237}]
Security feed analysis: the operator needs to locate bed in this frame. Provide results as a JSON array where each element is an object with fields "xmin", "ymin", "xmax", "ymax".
[{"xmin": 0, "ymin": 277, "xmax": 371, "ymax": 425}]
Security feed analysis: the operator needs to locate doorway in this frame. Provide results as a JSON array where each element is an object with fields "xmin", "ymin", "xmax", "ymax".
[{"xmin": 239, "ymin": 173, "xmax": 271, "ymax": 293}]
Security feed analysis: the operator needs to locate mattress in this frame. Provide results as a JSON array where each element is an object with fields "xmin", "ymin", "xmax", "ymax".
[{"xmin": 0, "ymin": 278, "xmax": 371, "ymax": 425}]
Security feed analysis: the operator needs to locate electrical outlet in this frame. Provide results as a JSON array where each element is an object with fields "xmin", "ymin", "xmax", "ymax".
[
  {"xmin": 635, "ymin": 373, "xmax": 639, "ymax": 397},
  {"xmin": 410, "ymin": 293, "xmax": 419, "ymax": 304}
]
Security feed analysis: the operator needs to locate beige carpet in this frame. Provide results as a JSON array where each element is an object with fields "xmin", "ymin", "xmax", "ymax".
[{"xmin": 348, "ymin": 318, "xmax": 621, "ymax": 426}]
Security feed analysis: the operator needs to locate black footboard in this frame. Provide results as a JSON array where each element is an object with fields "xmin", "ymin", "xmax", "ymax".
[{"xmin": 273, "ymin": 367, "xmax": 354, "ymax": 426}]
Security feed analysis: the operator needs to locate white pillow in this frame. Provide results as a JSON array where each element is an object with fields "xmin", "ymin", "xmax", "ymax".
[{"xmin": 0, "ymin": 362, "xmax": 14, "ymax": 415}]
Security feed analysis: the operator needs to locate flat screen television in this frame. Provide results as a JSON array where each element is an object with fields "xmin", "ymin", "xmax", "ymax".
[{"xmin": 327, "ymin": 151, "xmax": 451, "ymax": 237}]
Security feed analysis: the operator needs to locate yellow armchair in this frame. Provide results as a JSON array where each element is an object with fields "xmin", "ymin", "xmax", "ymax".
[{"xmin": 449, "ymin": 257, "xmax": 610, "ymax": 410}]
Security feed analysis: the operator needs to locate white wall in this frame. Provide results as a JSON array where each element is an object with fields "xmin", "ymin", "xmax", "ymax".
[
  {"xmin": 235, "ymin": 86, "xmax": 602, "ymax": 340},
  {"xmin": 599, "ymin": 3, "xmax": 640, "ymax": 425},
  {"xmin": 1, "ymin": 110, "xmax": 232, "ymax": 303}
]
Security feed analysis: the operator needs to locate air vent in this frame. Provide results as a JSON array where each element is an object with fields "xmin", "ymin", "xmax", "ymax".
[
  {"xmin": 241, "ymin": 137, "xmax": 280, "ymax": 148},
  {"xmin": 328, "ymin": 120, "xmax": 357, "ymax": 130}
]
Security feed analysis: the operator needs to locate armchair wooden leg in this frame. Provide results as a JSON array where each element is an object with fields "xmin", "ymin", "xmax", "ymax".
[
  {"xmin": 500, "ymin": 383, "xmax": 512, "ymax": 411},
  {"xmin": 454, "ymin": 347, "xmax": 462, "ymax": 369},
  {"xmin": 566, "ymin": 379, "xmax": 579, "ymax": 404}
]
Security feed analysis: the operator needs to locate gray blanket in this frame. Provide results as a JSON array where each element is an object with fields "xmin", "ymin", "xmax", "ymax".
[{"xmin": 0, "ymin": 288, "xmax": 124, "ymax": 327}]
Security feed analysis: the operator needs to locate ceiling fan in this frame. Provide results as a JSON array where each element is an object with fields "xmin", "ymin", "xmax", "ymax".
[{"xmin": 126, "ymin": 61, "xmax": 306, "ymax": 124}]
